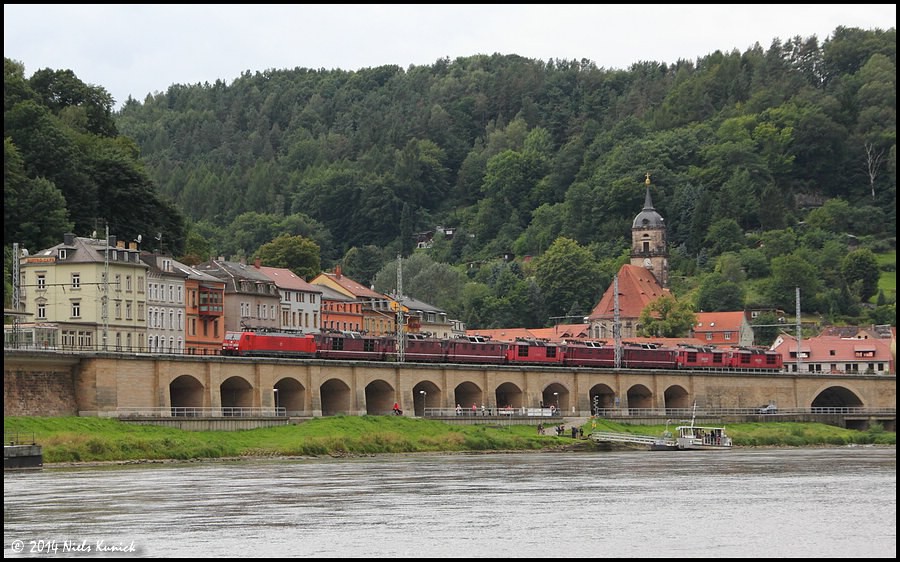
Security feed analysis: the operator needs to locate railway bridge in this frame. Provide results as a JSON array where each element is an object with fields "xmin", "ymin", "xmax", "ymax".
[{"xmin": 4, "ymin": 349, "xmax": 895, "ymax": 430}]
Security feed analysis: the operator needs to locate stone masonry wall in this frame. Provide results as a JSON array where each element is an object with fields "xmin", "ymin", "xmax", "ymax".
[{"xmin": 3, "ymin": 368, "xmax": 77, "ymax": 416}]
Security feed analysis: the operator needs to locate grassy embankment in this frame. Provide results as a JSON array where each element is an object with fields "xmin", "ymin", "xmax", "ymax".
[{"xmin": 3, "ymin": 416, "xmax": 894, "ymax": 464}]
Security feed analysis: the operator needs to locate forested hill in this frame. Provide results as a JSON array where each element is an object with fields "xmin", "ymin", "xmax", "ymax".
[
  {"xmin": 3, "ymin": 26, "xmax": 896, "ymax": 332},
  {"xmin": 113, "ymin": 26, "xmax": 895, "ymax": 261}
]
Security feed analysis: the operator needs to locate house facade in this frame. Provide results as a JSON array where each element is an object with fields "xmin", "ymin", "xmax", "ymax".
[
  {"xmin": 316, "ymin": 284, "xmax": 364, "ymax": 333},
  {"xmin": 309, "ymin": 265, "xmax": 395, "ymax": 336},
  {"xmin": 255, "ymin": 262, "xmax": 322, "ymax": 334},
  {"xmin": 141, "ymin": 253, "xmax": 188, "ymax": 353},
  {"xmin": 692, "ymin": 311, "xmax": 755, "ymax": 347},
  {"xmin": 398, "ymin": 295, "xmax": 456, "ymax": 338},
  {"xmin": 770, "ymin": 333, "xmax": 894, "ymax": 375},
  {"xmin": 195, "ymin": 259, "xmax": 280, "ymax": 332},
  {"xmin": 172, "ymin": 260, "xmax": 225, "ymax": 355},
  {"xmin": 17, "ymin": 233, "xmax": 149, "ymax": 351}
]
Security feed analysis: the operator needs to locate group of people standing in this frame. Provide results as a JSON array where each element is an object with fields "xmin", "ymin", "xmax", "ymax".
[{"xmin": 456, "ymin": 403, "xmax": 490, "ymax": 416}]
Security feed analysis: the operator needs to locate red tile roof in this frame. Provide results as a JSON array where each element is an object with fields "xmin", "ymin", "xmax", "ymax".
[
  {"xmin": 256, "ymin": 265, "xmax": 322, "ymax": 292},
  {"xmin": 693, "ymin": 311, "xmax": 747, "ymax": 333},
  {"xmin": 587, "ymin": 264, "xmax": 668, "ymax": 320}
]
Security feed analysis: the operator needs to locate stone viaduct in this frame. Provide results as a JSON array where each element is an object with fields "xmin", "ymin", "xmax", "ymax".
[{"xmin": 4, "ymin": 351, "xmax": 895, "ymax": 423}]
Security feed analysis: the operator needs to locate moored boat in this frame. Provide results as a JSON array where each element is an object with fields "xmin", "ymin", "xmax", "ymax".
[
  {"xmin": 673, "ymin": 404, "xmax": 732, "ymax": 450},
  {"xmin": 674, "ymin": 424, "xmax": 732, "ymax": 450}
]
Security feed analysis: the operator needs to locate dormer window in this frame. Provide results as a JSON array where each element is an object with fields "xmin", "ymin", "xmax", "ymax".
[{"xmin": 58, "ymin": 249, "xmax": 67, "ymax": 259}]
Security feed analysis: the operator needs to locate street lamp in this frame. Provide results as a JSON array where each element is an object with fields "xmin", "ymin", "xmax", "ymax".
[
  {"xmin": 553, "ymin": 392, "xmax": 559, "ymax": 412},
  {"xmin": 419, "ymin": 390, "xmax": 427, "ymax": 417},
  {"xmin": 273, "ymin": 388, "xmax": 279, "ymax": 414}
]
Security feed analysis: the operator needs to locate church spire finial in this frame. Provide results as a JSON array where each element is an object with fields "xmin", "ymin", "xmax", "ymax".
[{"xmin": 645, "ymin": 172, "xmax": 651, "ymax": 186}]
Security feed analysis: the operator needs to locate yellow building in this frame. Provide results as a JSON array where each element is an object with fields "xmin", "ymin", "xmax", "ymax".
[{"xmin": 18, "ymin": 233, "xmax": 149, "ymax": 351}]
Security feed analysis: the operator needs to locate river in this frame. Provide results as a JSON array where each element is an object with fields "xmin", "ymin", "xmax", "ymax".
[{"xmin": 4, "ymin": 447, "xmax": 895, "ymax": 558}]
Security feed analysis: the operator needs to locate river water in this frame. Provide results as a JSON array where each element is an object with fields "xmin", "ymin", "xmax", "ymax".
[{"xmin": 4, "ymin": 447, "xmax": 895, "ymax": 558}]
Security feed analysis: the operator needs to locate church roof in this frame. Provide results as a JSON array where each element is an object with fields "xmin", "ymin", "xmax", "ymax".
[{"xmin": 587, "ymin": 264, "xmax": 668, "ymax": 320}]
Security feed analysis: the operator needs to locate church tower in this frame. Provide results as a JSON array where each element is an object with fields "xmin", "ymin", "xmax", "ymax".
[{"xmin": 630, "ymin": 173, "xmax": 668, "ymax": 288}]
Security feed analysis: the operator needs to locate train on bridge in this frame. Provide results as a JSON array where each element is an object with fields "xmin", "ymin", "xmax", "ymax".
[{"xmin": 222, "ymin": 330, "xmax": 784, "ymax": 372}]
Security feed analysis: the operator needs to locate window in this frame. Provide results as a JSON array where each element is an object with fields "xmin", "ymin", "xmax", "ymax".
[
  {"xmin": 115, "ymin": 301, "xmax": 122, "ymax": 319},
  {"xmin": 71, "ymin": 301, "xmax": 81, "ymax": 318},
  {"xmin": 137, "ymin": 303, "xmax": 145, "ymax": 321},
  {"xmin": 58, "ymin": 248, "xmax": 67, "ymax": 259},
  {"xmin": 71, "ymin": 273, "xmax": 81, "ymax": 289},
  {"xmin": 37, "ymin": 274, "xmax": 46, "ymax": 290},
  {"xmin": 724, "ymin": 333, "xmax": 731, "ymax": 340},
  {"xmin": 126, "ymin": 275, "xmax": 132, "ymax": 292},
  {"xmin": 138, "ymin": 276, "xmax": 144, "ymax": 293},
  {"xmin": 77, "ymin": 331, "xmax": 92, "ymax": 349},
  {"xmin": 706, "ymin": 333, "xmax": 713, "ymax": 341},
  {"xmin": 37, "ymin": 303, "xmax": 46, "ymax": 319},
  {"xmin": 126, "ymin": 301, "xmax": 132, "ymax": 320},
  {"xmin": 116, "ymin": 274, "xmax": 122, "ymax": 292}
]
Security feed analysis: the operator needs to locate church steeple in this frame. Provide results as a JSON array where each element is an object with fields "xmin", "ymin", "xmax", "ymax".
[{"xmin": 630, "ymin": 173, "xmax": 668, "ymax": 287}]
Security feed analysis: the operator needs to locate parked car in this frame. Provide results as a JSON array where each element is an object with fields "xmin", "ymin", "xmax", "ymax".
[{"xmin": 757, "ymin": 404, "xmax": 778, "ymax": 414}]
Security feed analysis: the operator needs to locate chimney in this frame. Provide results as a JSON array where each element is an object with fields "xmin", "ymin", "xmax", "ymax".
[
  {"xmin": 63, "ymin": 233, "xmax": 75, "ymax": 246},
  {"xmin": 254, "ymin": 257, "xmax": 261, "ymax": 269},
  {"xmin": 335, "ymin": 264, "xmax": 342, "ymax": 278},
  {"xmin": 129, "ymin": 241, "xmax": 137, "ymax": 250},
  {"xmin": 107, "ymin": 235, "xmax": 116, "ymax": 248},
  {"xmin": 117, "ymin": 240, "xmax": 126, "ymax": 249}
]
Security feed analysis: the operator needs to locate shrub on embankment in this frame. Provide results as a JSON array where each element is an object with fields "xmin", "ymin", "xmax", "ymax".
[{"xmin": 3, "ymin": 416, "xmax": 893, "ymax": 464}]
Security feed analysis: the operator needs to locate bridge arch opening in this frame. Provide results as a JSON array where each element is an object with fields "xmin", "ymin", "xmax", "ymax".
[
  {"xmin": 412, "ymin": 381, "xmax": 440, "ymax": 416},
  {"xmin": 663, "ymin": 385, "xmax": 690, "ymax": 412},
  {"xmin": 542, "ymin": 383, "xmax": 569, "ymax": 413},
  {"xmin": 589, "ymin": 384, "xmax": 616, "ymax": 414},
  {"xmin": 169, "ymin": 375, "xmax": 204, "ymax": 412},
  {"xmin": 220, "ymin": 376, "xmax": 253, "ymax": 412},
  {"xmin": 274, "ymin": 377, "xmax": 306, "ymax": 416},
  {"xmin": 364, "ymin": 379, "xmax": 395, "ymax": 415},
  {"xmin": 495, "ymin": 381, "xmax": 523, "ymax": 410},
  {"xmin": 811, "ymin": 386, "xmax": 865, "ymax": 408},
  {"xmin": 320, "ymin": 378, "xmax": 351, "ymax": 416},
  {"xmin": 454, "ymin": 381, "xmax": 483, "ymax": 412},
  {"xmin": 626, "ymin": 384, "xmax": 653, "ymax": 412}
]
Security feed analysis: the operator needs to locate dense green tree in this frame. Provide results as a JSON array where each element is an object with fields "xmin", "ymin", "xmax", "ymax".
[
  {"xmin": 704, "ymin": 218, "xmax": 746, "ymax": 256},
  {"xmin": 341, "ymin": 245, "xmax": 387, "ymax": 287},
  {"xmin": 766, "ymin": 253, "xmax": 822, "ymax": 313},
  {"xmin": 4, "ymin": 138, "xmax": 72, "ymax": 250},
  {"xmin": 841, "ymin": 248, "xmax": 880, "ymax": 302},
  {"xmin": 695, "ymin": 272, "xmax": 746, "ymax": 312},
  {"xmin": 638, "ymin": 295, "xmax": 697, "ymax": 337},
  {"xmin": 750, "ymin": 312, "xmax": 781, "ymax": 347},
  {"xmin": 531, "ymin": 237, "xmax": 603, "ymax": 322},
  {"xmin": 254, "ymin": 234, "xmax": 321, "ymax": 280}
]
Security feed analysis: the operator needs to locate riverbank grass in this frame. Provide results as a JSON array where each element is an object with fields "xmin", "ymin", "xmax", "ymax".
[{"xmin": 4, "ymin": 416, "xmax": 893, "ymax": 464}]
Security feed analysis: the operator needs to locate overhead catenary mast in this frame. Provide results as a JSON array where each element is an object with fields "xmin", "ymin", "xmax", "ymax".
[
  {"xmin": 396, "ymin": 254, "xmax": 405, "ymax": 363},
  {"xmin": 795, "ymin": 287, "xmax": 802, "ymax": 373},
  {"xmin": 12, "ymin": 242, "xmax": 21, "ymax": 347},
  {"xmin": 613, "ymin": 273, "xmax": 621, "ymax": 369},
  {"xmin": 102, "ymin": 225, "xmax": 110, "ymax": 351}
]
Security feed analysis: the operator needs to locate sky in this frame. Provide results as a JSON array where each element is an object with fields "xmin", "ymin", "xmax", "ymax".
[{"xmin": 4, "ymin": 4, "xmax": 896, "ymax": 109}]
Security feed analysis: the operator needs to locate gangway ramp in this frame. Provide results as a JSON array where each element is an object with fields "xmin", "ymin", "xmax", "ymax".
[{"xmin": 590, "ymin": 431, "xmax": 674, "ymax": 448}]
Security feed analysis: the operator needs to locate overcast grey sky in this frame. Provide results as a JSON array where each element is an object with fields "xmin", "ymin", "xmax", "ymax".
[{"xmin": 4, "ymin": 4, "xmax": 896, "ymax": 109}]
